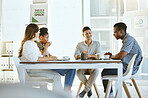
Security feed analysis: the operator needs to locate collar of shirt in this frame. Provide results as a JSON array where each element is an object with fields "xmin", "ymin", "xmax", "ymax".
[
  {"xmin": 84, "ymin": 40, "xmax": 94, "ymax": 47},
  {"xmin": 122, "ymin": 33, "xmax": 129, "ymax": 43}
]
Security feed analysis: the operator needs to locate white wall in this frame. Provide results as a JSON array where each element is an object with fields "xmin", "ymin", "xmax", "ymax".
[
  {"xmin": 1, "ymin": 0, "xmax": 32, "ymax": 55},
  {"xmin": 138, "ymin": 0, "xmax": 148, "ymax": 10},
  {"xmin": 0, "ymin": 0, "xmax": 1, "ymax": 24},
  {"xmin": 0, "ymin": 0, "xmax": 2, "ymax": 40},
  {"xmin": 1, "ymin": 0, "xmax": 83, "ymax": 59},
  {"xmin": 48, "ymin": 0, "xmax": 82, "ymax": 59},
  {"xmin": 83, "ymin": 0, "xmax": 90, "ymax": 26},
  {"xmin": 1, "ymin": 0, "xmax": 32, "ymax": 41},
  {"xmin": 125, "ymin": 0, "xmax": 138, "ymax": 11}
]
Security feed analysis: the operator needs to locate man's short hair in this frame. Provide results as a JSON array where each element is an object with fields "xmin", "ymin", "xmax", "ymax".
[
  {"xmin": 82, "ymin": 26, "xmax": 91, "ymax": 33},
  {"xmin": 39, "ymin": 27, "xmax": 48, "ymax": 37},
  {"xmin": 114, "ymin": 22, "xmax": 127, "ymax": 33}
]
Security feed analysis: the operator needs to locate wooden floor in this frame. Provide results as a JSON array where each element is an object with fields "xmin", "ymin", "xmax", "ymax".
[{"xmin": 0, "ymin": 69, "xmax": 148, "ymax": 98}]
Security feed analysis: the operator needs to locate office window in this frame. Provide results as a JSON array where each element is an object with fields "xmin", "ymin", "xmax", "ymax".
[{"xmin": 90, "ymin": 0, "xmax": 124, "ymax": 53}]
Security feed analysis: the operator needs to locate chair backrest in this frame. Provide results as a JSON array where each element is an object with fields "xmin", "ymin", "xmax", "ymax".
[
  {"xmin": 13, "ymin": 56, "xmax": 30, "ymax": 79},
  {"xmin": 131, "ymin": 57, "xmax": 144, "ymax": 78},
  {"xmin": 123, "ymin": 54, "xmax": 137, "ymax": 78},
  {"xmin": 13, "ymin": 56, "xmax": 21, "ymax": 68},
  {"xmin": 13, "ymin": 56, "xmax": 57, "ymax": 84}
]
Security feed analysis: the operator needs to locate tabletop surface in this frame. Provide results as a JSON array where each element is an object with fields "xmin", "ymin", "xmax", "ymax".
[{"xmin": 20, "ymin": 59, "xmax": 122, "ymax": 64}]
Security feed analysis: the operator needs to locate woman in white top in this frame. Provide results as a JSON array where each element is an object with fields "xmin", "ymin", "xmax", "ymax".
[
  {"xmin": 18, "ymin": 23, "xmax": 62, "ymax": 91},
  {"xmin": 19, "ymin": 24, "xmax": 76, "ymax": 92}
]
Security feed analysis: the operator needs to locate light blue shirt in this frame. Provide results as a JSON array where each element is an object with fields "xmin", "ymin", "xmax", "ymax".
[
  {"xmin": 74, "ymin": 40, "xmax": 101, "ymax": 59},
  {"xmin": 121, "ymin": 33, "xmax": 142, "ymax": 75}
]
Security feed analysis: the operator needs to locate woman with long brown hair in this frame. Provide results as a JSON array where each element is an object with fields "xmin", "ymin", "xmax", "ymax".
[
  {"xmin": 19, "ymin": 23, "xmax": 57, "ymax": 61},
  {"xmin": 18, "ymin": 23, "xmax": 62, "ymax": 91},
  {"xmin": 19, "ymin": 23, "xmax": 76, "ymax": 92}
]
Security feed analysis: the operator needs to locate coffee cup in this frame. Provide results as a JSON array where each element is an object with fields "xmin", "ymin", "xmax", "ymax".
[
  {"xmin": 96, "ymin": 53, "xmax": 100, "ymax": 59},
  {"xmin": 81, "ymin": 52, "xmax": 86, "ymax": 60},
  {"xmin": 104, "ymin": 55, "xmax": 110, "ymax": 59},
  {"xmin": 62, "ymin": 56, "xmax": 70, "ymax": 61}
]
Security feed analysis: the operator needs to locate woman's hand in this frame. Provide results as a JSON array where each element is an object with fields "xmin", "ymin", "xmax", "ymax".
[
  {"xmin": 41, "ymin": 42, "xmax": 52, "ymax": 57},
  {"xmin": 38, "ymin": 56, "xmax": 57, "ymax": 61},
  {"xmin": 45, "ymin": 42, "xmax": 51, "ymax": 48},
  {"xmin": 49, "ymin": 56, "xmax": 57, "ymax": 61}
]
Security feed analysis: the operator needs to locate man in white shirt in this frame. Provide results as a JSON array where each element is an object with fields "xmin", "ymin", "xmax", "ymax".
[{"xmin": 74, "ymin": 26, "xmax": 101, "ymax": 97}]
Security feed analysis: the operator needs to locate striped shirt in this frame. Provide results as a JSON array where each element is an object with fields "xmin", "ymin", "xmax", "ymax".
[
  {"xmin": 74, "ymin": 40, "xmax": 101, "ymax": 59},
  {"xmin": 121, "ymin": 33, "xmax": 142, "ymax": 75}
]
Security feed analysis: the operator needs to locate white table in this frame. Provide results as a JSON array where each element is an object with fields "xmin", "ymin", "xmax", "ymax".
[{"xmin": 19, "ymin": 60, "xmax": 123, "ymax": 98}]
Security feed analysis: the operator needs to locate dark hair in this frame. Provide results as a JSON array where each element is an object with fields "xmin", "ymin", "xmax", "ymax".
[
  {"xmin": 82, "ymin": 26, "xmax": 91, "ymax": 33},
  {"xmin": 19, "ymin": 23, "xmax": 39, "ymax": 57},
  {"xmin": 114, "ymin": 22, "xmax": 127, "ymax": 33},
  {"xmin": 39, "ymin": 27, "xmax": 48, "ymax": 37}
]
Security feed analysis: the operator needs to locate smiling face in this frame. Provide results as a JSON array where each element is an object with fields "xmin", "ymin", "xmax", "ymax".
[
  {"xmin": 40, "ymin": 34, "xmax": 49, "ymax": 44},
  {"xmin": 83, "ymin": 30, "xmax": 92, "ymax": 40}
]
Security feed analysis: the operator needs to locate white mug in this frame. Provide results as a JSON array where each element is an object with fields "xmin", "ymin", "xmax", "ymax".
[
  {"xmin": 62, "ymin": 56, "xmax": 70, "ymax": 61},
  {"xmin": 104, "ymin": 55, "xmax": 110, "ymax": 59}
]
